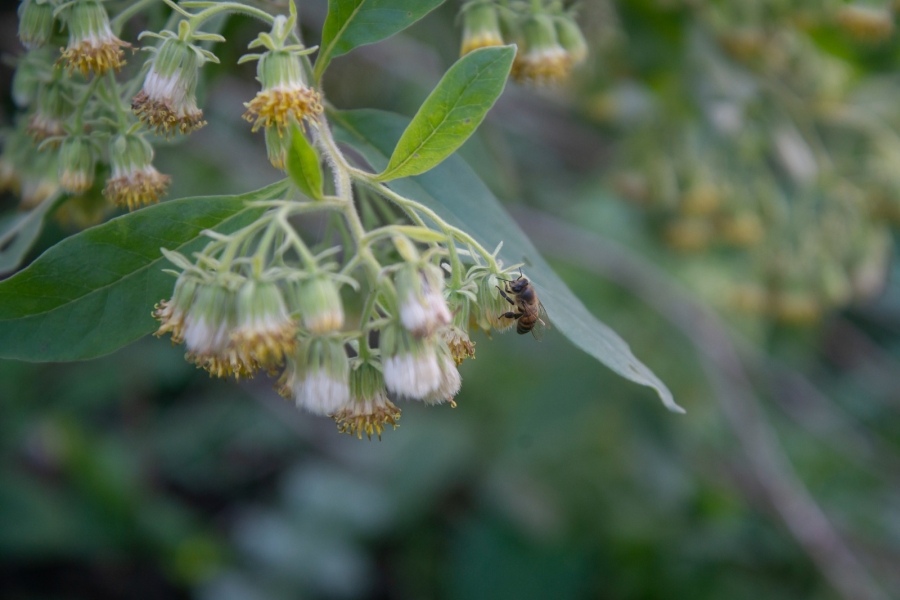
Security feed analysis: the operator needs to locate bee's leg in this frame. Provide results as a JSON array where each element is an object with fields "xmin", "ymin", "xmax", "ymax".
[
  {"xmin": 496, "ymin": 286, "xmax": 515, "ymax": 306},
  {"xmin": 500, "ymin": 311, "xmax": 523, "ymax": 320}
]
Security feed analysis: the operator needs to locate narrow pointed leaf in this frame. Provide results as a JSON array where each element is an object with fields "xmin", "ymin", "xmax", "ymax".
[
  {"xmin": 0, "ymin": 193, "xmax": 63, "ymax": 276},
  {"xmin": 286, "ymin": 125, "xmax": 324, "ymax": 200},
  {"xmin": 0, "ymin": 180, "xmax": 289, "ymax": 362},
  {"xmin": 375, "ymin": 46, "xmax": 515, "ymax": 182},
  {"xmin": 314, "ymin": 0, "xmax": 444, "ymax": 82},
  {"xmin": 332, "ymin": 109, "xmax": 680, "ymax": 412}
]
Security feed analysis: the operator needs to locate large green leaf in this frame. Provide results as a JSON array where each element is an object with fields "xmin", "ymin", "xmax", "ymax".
[
  {"xmin": 0, "ymin": 180, "xmax": 289, "ymax": 362},
  {"xmin": 0, "ymin": 193, "xmax": 63, "ymax": 277},
  {"xmin": 314, "ymin": 0, "xmax": 445, "ymax": 83},
  {"xmin": 376, "ymin": 46, "xmax": 515, "ymax": 182},
  {"xmin": 332, "ymin": 110, "xmax": 679, "ymax": 412}
]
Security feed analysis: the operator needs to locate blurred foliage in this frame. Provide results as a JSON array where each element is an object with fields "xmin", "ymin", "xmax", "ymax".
[{"xmin": 2, "ymin": 0, "xmax": 900, "ymax": 599}]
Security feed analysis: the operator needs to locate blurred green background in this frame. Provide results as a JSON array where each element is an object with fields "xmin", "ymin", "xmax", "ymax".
[{"xmin": 2, "ymin": 1, "xmax": 900, "ymax": 599}]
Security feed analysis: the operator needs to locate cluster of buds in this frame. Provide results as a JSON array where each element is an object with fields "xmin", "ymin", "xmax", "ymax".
[
  {"xmin": 459, "ymin": 1, "xmax": 588, "ymax": 85},
  {"xmin": 3, "ymin": 0, "xmax": 177, "ymax": 218},
  {"xmin": 154, "ymin": 214, "xmax": 523, "ymax": 440}
]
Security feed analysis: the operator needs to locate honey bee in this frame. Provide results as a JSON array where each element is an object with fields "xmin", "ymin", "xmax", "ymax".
[{"xmin": 496, "ymin": 272, "xmax": 549, "ymax": 340}]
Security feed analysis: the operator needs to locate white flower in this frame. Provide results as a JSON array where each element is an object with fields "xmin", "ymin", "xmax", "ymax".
[
  {"xmin": 383, "ymin": 350, "xmax": 442, "ymax": 399},
  {"xmin": 293, "ymin": 371, "xmax": 350, "ymax": 415},
  {"xmin": 397, "ymin": 264, "xmax": 452, "ymax": 337},
  {"xmin": 279, "ymin": 337, "xmax": 350, "ymax": 415},
  {"xmin": 423, "ymin": 344, "xmax": 462, "ymax": 406}
]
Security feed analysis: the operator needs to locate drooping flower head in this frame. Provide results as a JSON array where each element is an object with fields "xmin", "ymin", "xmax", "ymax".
[
  {"xmin": 279, "ymin": 336, "xmax": 350, "ymax": 416},
  {"xmin": 511, "ymin": 15, "xmax": 571, "ymax": 85},
  {"xmin": 58, "ymin": 135, "xmax": 96, "ymax": 193},
  {"xmin": 27, "ymin": 79, "xmax": 73, "ymax": 144},
  {"xmin": 59, "ymin": 0, "xmax": 130, "ymax": 76},
  {"xmin": 230, "ymin": 279, "xmax": 297, "ymax": 369},
  {"xmin": 132, "ymin": 35, "xmax": 207, "ymax": 137},
  {"xmin": 460, "ymin": 1, "xmax": 505, "ymax": 57},
  {"xmin": 380, "ymin": 322, "xmax": 442, "ymax": 399},
  {"xmin": 396, "ymin": 262, "xmax": 452, "ymax": 337},
  {"xmin": 241, "ymin": 11, "xmax": 322, "ymax": 136},
  {"xmin": 103, "ymin": 134, "xmax": 170, "ymax": 211},
  {"xmin": 18, "ymin": 0, "xmax": 56, "ymax": 50},
  {"xmin": 180, "ymin": 280, "xmax": 261, "ymax": 379},
  {"xmin": 243, "ymin": 49, "xmax": 322, "ymax": 134},
  {"xmin": 333, "ymin": 361, "xmax": 401, "ymax": 440},
  {"xmin": 553, "ymin": 14, "xmax": 588, "ymax": 67},
  {"xmin": 295, "ymin": 273, "xmax": 345, "ymax": 334},
  {"xmin": 440, "ymin": 291, "xmax": 475, "ymax": 364},
  {"xmin": 154, "ymin": 273, "xmax": 200, "ymax": 345}
]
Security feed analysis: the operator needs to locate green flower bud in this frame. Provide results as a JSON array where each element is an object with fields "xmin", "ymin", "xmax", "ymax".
[
  {"xmin": 58, "ymin": 135, "xmax": 96, "ymax": 193},
  {"xmin": 512, "ymin": 15, "xmax": 571, "ymax": 85},
  {"xmin": 461, "ymin": 1, "xmax": 504, "ymax": 57},
  {"xmin": 297, "ymin": 274, "xmax": 345, "ymax": 334},
  {"xmin": 18, "ymin": 0, "xmax": 55, "ymax": 50},
  {"xmin": 27, "ymin": 80, "xmax": 73, "ymax": 144},
  {"xmin": 554, "ymin": 15, "xmax": 588, "ymax": 65},
  {"xmin": 231, "ymin": 279, "xmax": 296, "ymax": 367}
]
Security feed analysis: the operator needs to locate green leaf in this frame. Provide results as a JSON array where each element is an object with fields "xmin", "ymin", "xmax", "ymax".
[
  {"xmin": 0, "ymin": 193, "xmax": 63, "ymax": 277},
  {"xmin": 0, "ymin": 180, "xmax": 289, "ymax": 362},
  {"xmin": 314, "ymin": 0, "xmax": 445, "ymax": 82},
  {"xmin": 286, "ymin": 125, "xmax": 324, "ymax": 200},
  {"xmin": 332, "ymin": 110, "xmax": 680, "ymax": 413},
  {"xmin": 375, "ymin": 46, "xmax": 515, "ymax": 182}
]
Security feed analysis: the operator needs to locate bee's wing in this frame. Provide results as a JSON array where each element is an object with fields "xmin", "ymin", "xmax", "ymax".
[{"xmin": 530, "ymin": 302, "xmax": 551, "ymax": 341}]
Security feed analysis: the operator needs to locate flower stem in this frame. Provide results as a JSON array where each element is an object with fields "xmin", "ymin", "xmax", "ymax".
[{"xmin": 110, "ymin": 0, "xmax": 157, "ymax": 34}]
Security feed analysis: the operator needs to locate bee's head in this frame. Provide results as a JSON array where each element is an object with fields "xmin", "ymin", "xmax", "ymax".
[{"xmin": 509, "ymin": 277, "xmax": 529, "ymax": 293}]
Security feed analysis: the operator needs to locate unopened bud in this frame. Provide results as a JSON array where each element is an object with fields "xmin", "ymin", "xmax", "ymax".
[
  {"xmin": 297, "ymin": 274, "xmax": 345, "ymax": 334},
  {"xmin": 58, "ymin": 135, "xmax": 96, "ymax": 194},
  {"xmin": 18, "ymin": 0, "xmax": 55, "ymax": 50},
  {"xmin": 461, "ymin": 2, "xmax": 504, "ymax": 57}
]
